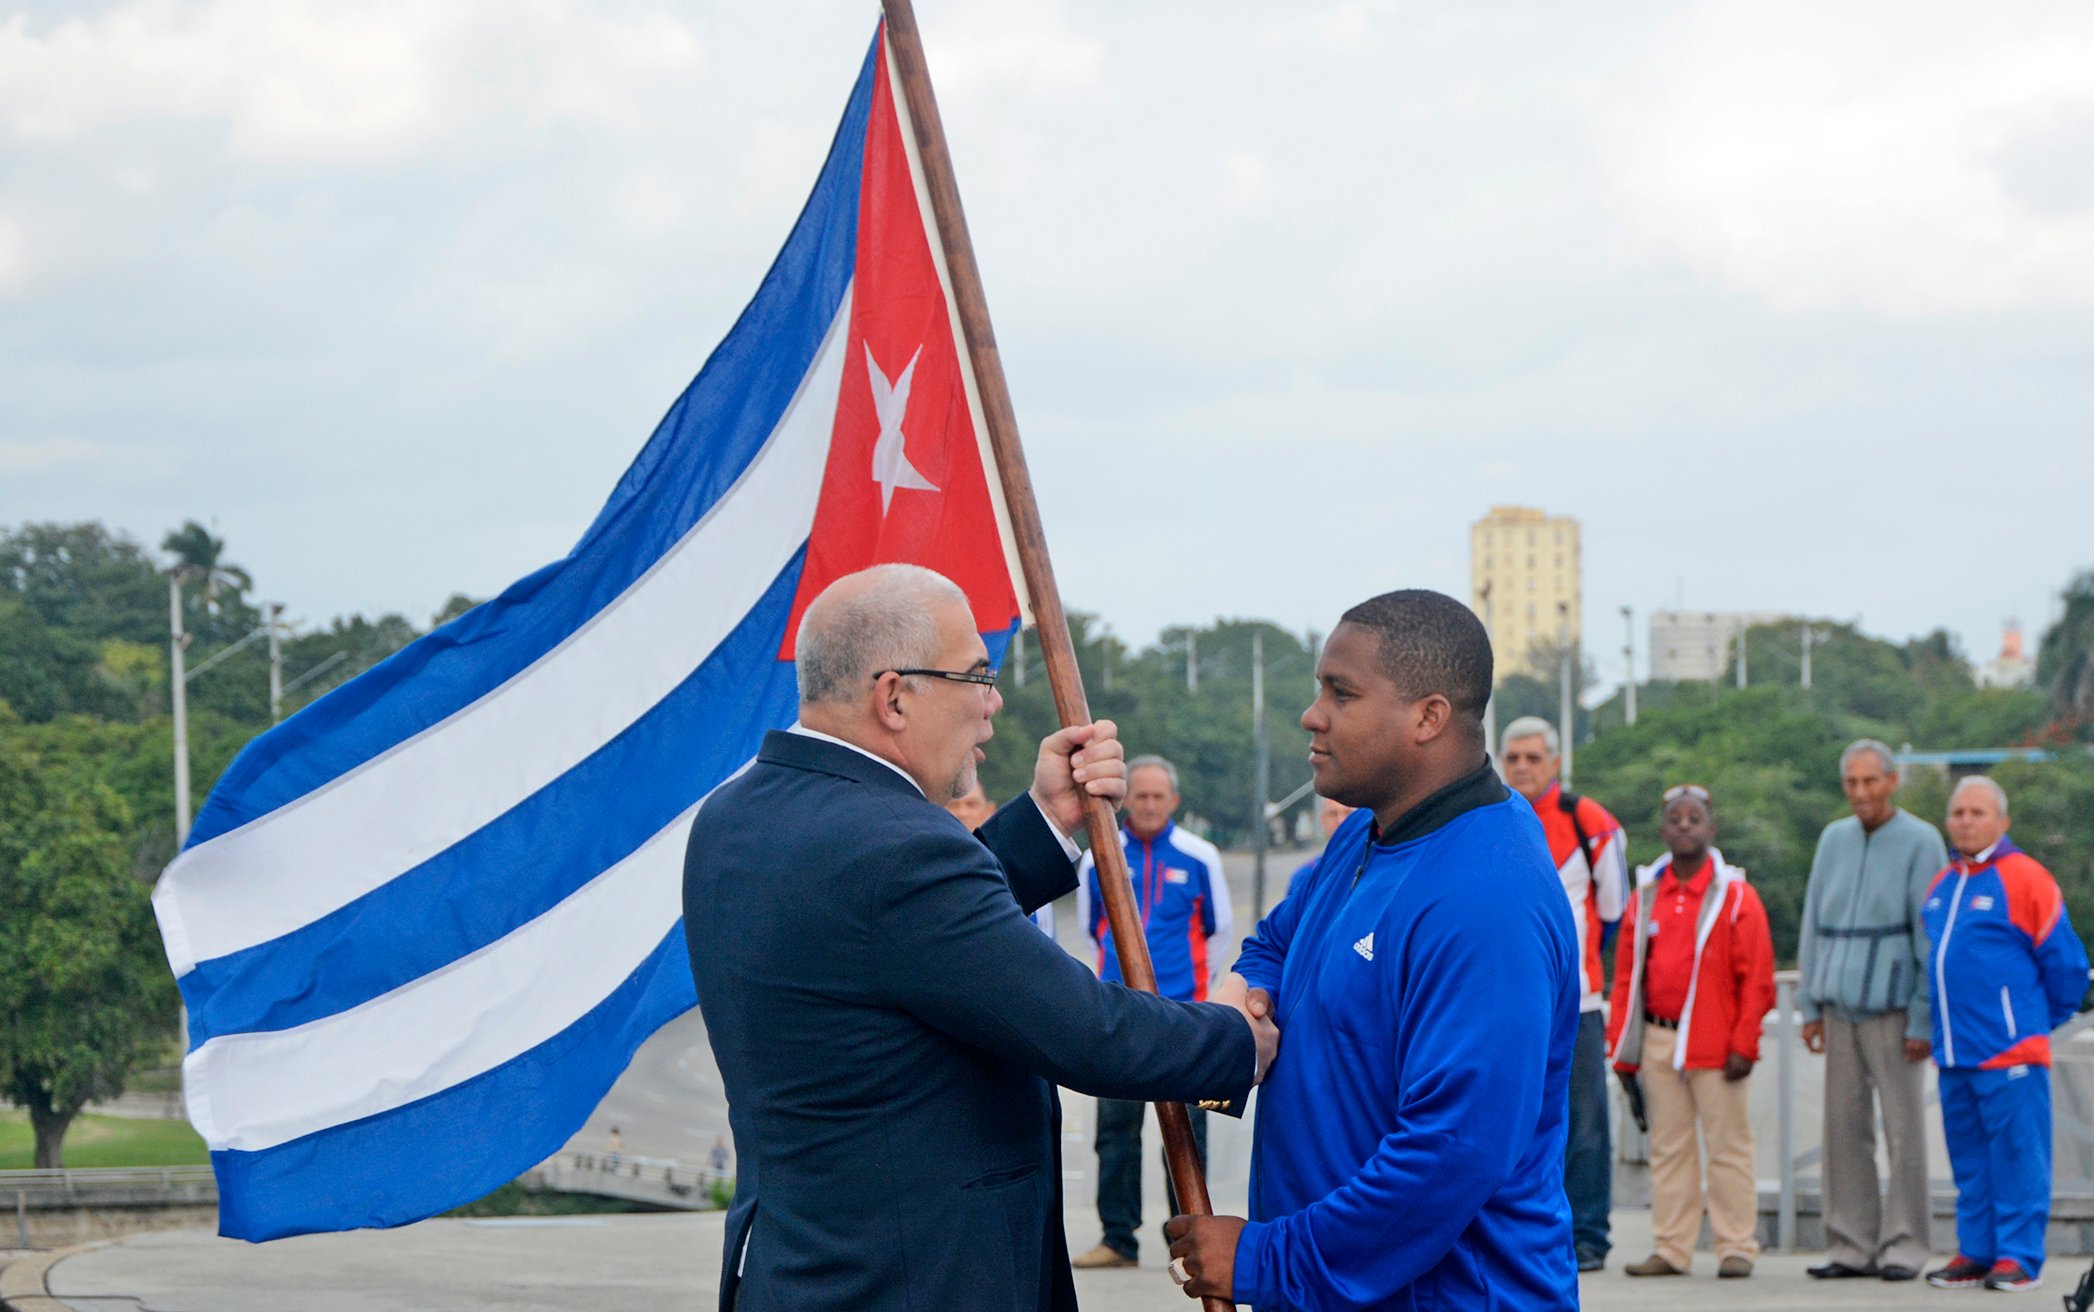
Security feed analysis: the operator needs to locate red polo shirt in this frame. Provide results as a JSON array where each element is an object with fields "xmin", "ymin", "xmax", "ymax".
[{"xmin": 1643, "ymin": 855, "xmax": 1711, "ymax": 1021}]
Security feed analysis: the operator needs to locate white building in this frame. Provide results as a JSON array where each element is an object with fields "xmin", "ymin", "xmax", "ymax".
[
  {"xmin": 1649, "ymin": 610, "xmax": 1789, "ymax": 682},
  {"xmin": 1978, "ymin": 621, "xmax": 2037, "ymax": 690}
]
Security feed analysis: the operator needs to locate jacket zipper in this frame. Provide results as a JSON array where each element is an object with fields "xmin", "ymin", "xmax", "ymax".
[
  {"xmin": 1935, "ymin": 871, "xmax": 1968, "ymax": 1067},
  {"xmin": 2001, "ymin": 985, "xmax": 2017, "ymax": 1041}
]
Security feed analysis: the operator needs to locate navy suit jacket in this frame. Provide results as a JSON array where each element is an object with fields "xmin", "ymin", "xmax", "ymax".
[{"xmin": 684, "ymin": 730, "xmax": 1254, "ymax": 1312}]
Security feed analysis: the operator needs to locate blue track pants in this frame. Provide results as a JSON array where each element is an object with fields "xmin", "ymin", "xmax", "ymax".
[{"xmin": 1939, "ymin": 1064, "xmax": 2051, "ymax": 1274}]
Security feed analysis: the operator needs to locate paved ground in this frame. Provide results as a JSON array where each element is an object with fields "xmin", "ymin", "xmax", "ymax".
[{"xmin": 18, "ymin": 1207, "xmax": 2035, "ymax": 1311}]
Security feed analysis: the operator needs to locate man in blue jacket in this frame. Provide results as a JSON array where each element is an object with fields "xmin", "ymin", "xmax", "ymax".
[
  {"xmin": 1166, "ymin": 588, "xmax": 1580, "ymax": 1310},
  {"xmin": 685, "ymin": 565, "xmax": 1277, "ymax": 1312}
]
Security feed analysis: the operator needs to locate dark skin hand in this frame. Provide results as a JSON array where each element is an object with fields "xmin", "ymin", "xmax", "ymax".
[
  {"xmin": 1163, "ymin": 1213, "xmax": 1246, "ymax": 1300},
  {"xmin": 1722, "ymin": 1052, "xmax": 1753, "ymax": 1082},
  {"xmin": 1159, "ymin": 992, "xmax": 1267, "ymax": 1299}
]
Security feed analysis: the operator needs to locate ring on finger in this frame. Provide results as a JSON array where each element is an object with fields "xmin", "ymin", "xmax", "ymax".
[{"xmin": 1168, "ymin": 1257, "xmax": 1191, "ymax": 1287}]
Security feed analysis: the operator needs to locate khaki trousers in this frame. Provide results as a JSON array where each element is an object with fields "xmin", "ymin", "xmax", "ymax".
[
  {"xmin": 1642, "ymin": 1024, "xmax": 1761, "ymax": 1270},
  {"xmin": 1822, "ymin": 1010, "xmax": 1932, "ymax": 1270}
]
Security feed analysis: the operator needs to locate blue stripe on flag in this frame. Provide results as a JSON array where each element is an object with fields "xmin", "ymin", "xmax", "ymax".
[
  {"xmin": 184, "ymin": 38, "xmax": 879, "ymax": 851},
  {"xmin": 211, "ymin": 927, "xmax": 698, "ymax": 1242},
  {"xmin": 180, "ymin": 550, "xmax": 808, "ymax": 1045}
]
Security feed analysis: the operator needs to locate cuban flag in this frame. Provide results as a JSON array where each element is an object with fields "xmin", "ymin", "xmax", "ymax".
[{"xmin": 153, "ymin": 22, "xmax": 1030, "ymax": 1242}]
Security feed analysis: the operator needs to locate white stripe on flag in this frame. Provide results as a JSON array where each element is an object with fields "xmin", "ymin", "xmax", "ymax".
[
  {"xmin": 182, "ymin": 800, "xmax": 696, "ymax": 1152},
  {"xmin": 155, "ymin": 289, "xmax": 854, "ymax": 977}
]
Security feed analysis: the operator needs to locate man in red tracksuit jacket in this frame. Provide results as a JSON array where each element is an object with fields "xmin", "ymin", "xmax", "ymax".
[{"xmin": 1607, "ymin": 784, "xmax": 1776, "ymax": 1279}]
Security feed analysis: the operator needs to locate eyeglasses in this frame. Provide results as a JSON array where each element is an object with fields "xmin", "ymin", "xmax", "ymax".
[
  {"xmin": 1663, "ymin": 784, "xmax": 1710, "ymax": 803},
  {"xmin": 877, "ymin": 667, "xmax": 1000, "ymax": 689}
]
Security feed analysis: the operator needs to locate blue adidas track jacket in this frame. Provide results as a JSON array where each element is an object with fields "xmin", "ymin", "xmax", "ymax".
[{"xmin": 1230, "ymin": 765, "xmax": 1580, "ymax": 1310}]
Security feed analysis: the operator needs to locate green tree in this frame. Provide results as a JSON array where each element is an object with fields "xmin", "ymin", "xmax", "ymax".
[
  {"xmin": 0, "ymin": 523, "xmax": 164, "ymax": 648},
  {"xmin": 2039, "ymin": 572, "xmax": 2094, "ymax": 733},
  {"xmin": 0, "ymin": 757, "xmax": 177, "ymax": 1167}
]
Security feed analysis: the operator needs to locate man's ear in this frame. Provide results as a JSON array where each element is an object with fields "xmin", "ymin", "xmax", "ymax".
[
  {"xmin": 870, "ymin": 672, "xmax": 909, "ymax": 733},
  {"xmin": 1412, "ymin": 693, "xmax": 1454, "ymax": 745}
]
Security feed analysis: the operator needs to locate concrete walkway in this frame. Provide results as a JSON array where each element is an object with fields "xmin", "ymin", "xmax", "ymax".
[{"xmin": 4, "ymin": 1207, "xmax": 2043, "ymax": 1311}]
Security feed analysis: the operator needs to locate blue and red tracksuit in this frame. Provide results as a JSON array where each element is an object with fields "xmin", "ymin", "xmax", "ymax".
[
  {"xmin": 1923, "ymin": 837, "xmax": 2090, "ymax": 1275},
  {"xmin": 1079, "ymin": 821, "xmax": 1231, "ymax": 1002}
]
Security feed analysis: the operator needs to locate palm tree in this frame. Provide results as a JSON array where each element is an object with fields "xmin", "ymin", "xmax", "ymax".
[{"xmin": 160, "ymin": 520, "xmax": 252, "ymax": 613}]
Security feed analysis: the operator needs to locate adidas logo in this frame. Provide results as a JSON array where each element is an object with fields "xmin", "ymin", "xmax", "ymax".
[{"xmin": 1352, "ymin": 933, "xmax": 1375, "ymax": 962}]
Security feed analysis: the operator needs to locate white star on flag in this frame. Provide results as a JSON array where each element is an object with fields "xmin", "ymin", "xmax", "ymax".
[{"xmin": 864, "ymin": 343, "xmax": 940, "ymax": 514}]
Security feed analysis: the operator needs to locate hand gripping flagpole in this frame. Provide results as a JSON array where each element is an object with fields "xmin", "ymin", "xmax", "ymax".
[{"xmin": 878, "ymin": 4, "xmax": 1234, "ymax": 1308}]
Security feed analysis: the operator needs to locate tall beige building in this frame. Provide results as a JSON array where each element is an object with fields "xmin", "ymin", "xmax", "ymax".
[{"xmin": 1470, "ymin": 506, "xmax": 1581, "ymax": 681}]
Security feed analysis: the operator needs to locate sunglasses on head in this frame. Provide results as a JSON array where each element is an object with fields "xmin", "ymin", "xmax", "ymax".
[{"xmin": 1663, "ymin": 784, "xmax": 1710, "ymax": 804}]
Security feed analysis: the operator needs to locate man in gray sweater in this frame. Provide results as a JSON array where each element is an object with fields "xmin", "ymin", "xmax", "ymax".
[{"xmin": 1798, "ymin": 738, "xmax": 1949, "ymax": 1281}]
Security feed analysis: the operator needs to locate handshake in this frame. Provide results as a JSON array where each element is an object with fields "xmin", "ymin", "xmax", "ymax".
[{"xmin": 1211, "ymin": 971, "xmax": 1281, "ymax": 1084}]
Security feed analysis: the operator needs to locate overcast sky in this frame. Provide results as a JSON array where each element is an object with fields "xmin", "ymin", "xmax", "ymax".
[{"xmin": 6, "ymin": 0, "xmax": 2092, "ymax": 693}]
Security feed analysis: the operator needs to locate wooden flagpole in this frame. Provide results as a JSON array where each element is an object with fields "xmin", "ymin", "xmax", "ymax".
[{"xmin": 878, "ymin": 3, "xmax": 1232, "ymax": 1307}]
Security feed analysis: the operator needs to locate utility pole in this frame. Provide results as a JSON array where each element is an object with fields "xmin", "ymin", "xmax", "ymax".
[
  {"xmin": 1621, "ymin": 605, "xmax": 1638, "ymax": 727},
  {"xmin": 169, "ymin": 575, "xmax": 192, "ymax": 848},
  {"xmin": 267, "ymin": 602, "xmax": 285, "ymax": 723},
  {"xmin": 1010, "ymin": 626, "xmax": 1025, "ymax": 687},
  {"xmin": 1186, "ymin": 629, "xmax": 1198, "ymax": 693},
  {"xmin": 1478, "ymin": 583, "xmax": 1497, "ymax": 758},
  {"xmin": 1800, "ymin": 623, "xmax": 1815, "ymax": 691},
  {"xmin": 1251, "ymin": 629, "xmax": 1271, "ymax": 920},
  {"xmin": 1557, "ymin": 602, "xmax": 1574, "ymax": 788},
  {"xmin": 1736, "ymin": 626, "xmax": 1749, "ymax": 689}
]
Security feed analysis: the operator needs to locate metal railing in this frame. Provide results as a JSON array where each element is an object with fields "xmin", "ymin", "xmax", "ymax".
[
  {"xmin": 0, "ymin": 1166, "xmax": 216, "ymax": 1195},
  {"xmin": 1763, "ymin": 968, "xmax": 2094, "ymax": 1250}
]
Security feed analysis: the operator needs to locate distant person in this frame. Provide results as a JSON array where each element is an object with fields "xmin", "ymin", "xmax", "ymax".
[
  {"xmin": 710, "ymin": 1134, "xmax": 731, "ymax": 1177},
  {"xmin": 1797, "ymin": 739, "xmax": 1946, "ymax": 1282},
  {"xmin": 606, "ymin": 1125, "xmax": 624, "ymax": 1169},
  {"xmin": 1922, "ymin": 776, "xmax": 2089, "ymax": 1294},
  {"xmin": 1501, "ymin": 715, "xmax": 1629, "ymax": 1273},
  {"xmin": 1164, "ymin": 589, "xmax": 1580, "ymax": 1310},
  {"xmin": 1284, "ymin": 795, "xmax": 1355, "ymax": 897},
  {"xmin": 1070, "ymin": 755, "xmax": 1232, "ymax": 1270},
  {"xmin": 948, "ymin": 778, "xmax": 1055, "ymax": 937},
  {"xmin": 1608, "ymin": 784, "xmax": 1775, "ymax": 1279}
]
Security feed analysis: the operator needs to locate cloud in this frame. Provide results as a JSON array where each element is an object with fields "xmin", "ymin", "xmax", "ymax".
[
  {"xmin": 0, "ymin": 1, "xmax": 704, "ymax": 163},
  {"xmin": 0, "ymin": 435, "xmax": 106, "ymax": 473},
  {"xmin": 1597, "ymin": 0, "xmax": 2094, "ymax": 313}
]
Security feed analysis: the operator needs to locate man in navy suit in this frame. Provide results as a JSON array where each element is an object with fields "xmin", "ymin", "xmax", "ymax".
[{"xmin": 684, "ymin": 564, "xmax": 1275, "ymax": 1312}]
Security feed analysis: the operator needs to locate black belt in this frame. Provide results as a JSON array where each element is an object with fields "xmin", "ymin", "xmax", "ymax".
[{"xmin": 1644, "ymin": 1011, "xmax": 1680, "ymax": 1030}]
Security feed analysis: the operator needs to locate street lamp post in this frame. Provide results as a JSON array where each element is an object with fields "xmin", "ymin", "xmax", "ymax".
[
  {"xmin": 1557, "ymin": 603, "xmax": 1574, "ymax": 788},
  {"xmin": 1478, "ymin": 583, "xmax": 1496, "ymax": 757},
  {"xmin": 1251, "ymin": 629, "xmax": 1271, "ymax": 920},
  {"xmin": 168, "ymin": 575, "xmax": 192, "ymax": 848},
  {"xmin": 268, "ymin": 602, "xmax": 285, "ymax": 723},
  {"xmin": 1621, "ymin": 605, "xmax": 1638, "ymax": 727}
]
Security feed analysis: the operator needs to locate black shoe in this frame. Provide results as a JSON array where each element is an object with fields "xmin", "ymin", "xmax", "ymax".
[
  {"xmin": 1879, "ymin": 1264, "xmax": 1919, "ymax": 1281},
  {"xmin": 1807, "ymin": 1261, "xmax": 1878, "ymax": 1279},
  {"xmin": 1576, "ymin": 1248, "xmax": 1604, "ymax": 1273}
]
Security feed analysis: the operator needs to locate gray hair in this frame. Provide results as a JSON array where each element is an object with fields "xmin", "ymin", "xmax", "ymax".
[
  {"xmin": 1839, "ymin": 738, "xmax": 1898, "ymax": 778},
  {"xmin": 1951, "ymin": 774, "xmax": 2010, "ymax": 819},
  {"xmin": 1127, "ymin": 755, "xmax": 1180, "ymax": 793},
  {"xmin": 1501, "ymin": 716, "xmax": 1559, "ymax": 756},
  {"xmin": 795, "ymin": 564, "xmax": 968, "ymax": 707}
]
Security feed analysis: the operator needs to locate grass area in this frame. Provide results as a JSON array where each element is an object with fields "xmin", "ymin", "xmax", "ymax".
[{"xmin": 0, "ymin": 1108, "xmax": 209, "ymax": 1169}]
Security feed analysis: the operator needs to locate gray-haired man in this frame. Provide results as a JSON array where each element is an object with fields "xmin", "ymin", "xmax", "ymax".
[{"xmin": 1798, "ymin": 739, "xmax": 1948, "ymax": 1281}]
